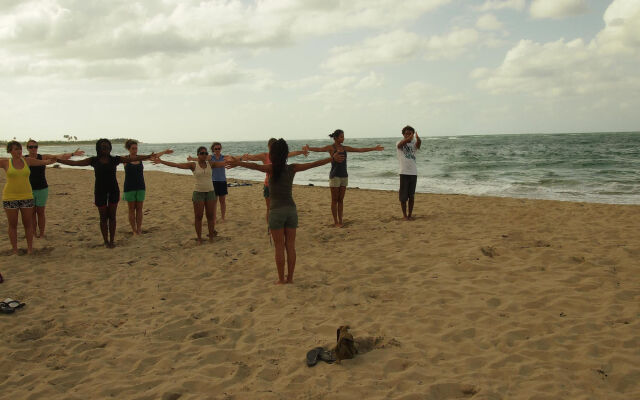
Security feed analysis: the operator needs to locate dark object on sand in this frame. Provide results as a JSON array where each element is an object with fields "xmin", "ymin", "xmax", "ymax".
[
  {"xmin": 0, "ymin": 272, "xmax": 3, "ymax": 283},
  {"xmin": 306, "ymin": 347, "xmax": 335, "ymax": 367},
  {"xmin": 334, "ymin": 325, "xmax": 357, "ymax": 363}
]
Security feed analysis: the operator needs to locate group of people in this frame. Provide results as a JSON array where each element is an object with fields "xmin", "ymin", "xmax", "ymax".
[{"xmin": 1, "ymin": 125, "xmax": 421, "ymax": 284}]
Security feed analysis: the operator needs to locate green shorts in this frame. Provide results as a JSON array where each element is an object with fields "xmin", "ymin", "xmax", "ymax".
[
  {"xmin": 32, "ymin": 188, "xmax": 49, "ymax": 207},
  {"xmin": 329, "ymin": 176, "xmax": 348, "ymax": 187},
  {"xmin": 268, "ymin": 206, "xmax": 298, "ymax": 230},
  {"xmin": 263, "ymin": 184, "xmax": 270, "ymax": 199},
  {"xmin": 192, "ymin": 190, "xmax": 216, "ymax": 202},
  {"xmin": 123, "ymin": 190, "xmax": 146, "ymax": 202}
]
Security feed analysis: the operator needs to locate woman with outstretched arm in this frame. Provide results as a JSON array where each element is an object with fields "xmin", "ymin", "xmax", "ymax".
[
  {"xmin": 55, "ymin": 138, "xmax": 156, "ymax": 248},
  {"xmin": 241, "ymin": 138, "xmax": 308, "ymax": 225},
  {"xmin": 304, "ymin": 129, "xmax": 383, "ymax": 227},
  {"xmin": 153, "ymin": 146, "xmax": 229, "ymax": 244},
  {"xmin": 227, "ymin": 138, "xmax": 344, "ymax": 284},
  {"xmin": 25, "ymin": 139, "xmax": 85, "ymax": 238}
]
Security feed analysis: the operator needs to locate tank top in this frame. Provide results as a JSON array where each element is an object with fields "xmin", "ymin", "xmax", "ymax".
[
  {"xmin": 329, "ymin": 144, "xmax": 348, "ymax": 178},
  {"xmin": 263, "ymin": 153, "xmax": 271, "ymax": 186},
  {"xmin": 90, "ymin": 156, "xmax": 121, "ymax": 194},
  {"xmin": 193, "ymin": 161, "xmax": 214, "ymax": 192},
  {"xmin": 2, "ymin": 157, "xmax": 33, "ymax": 201},
  {"xmin": 269, "ymin": 164, "xmax": 296, "ymax": 210},
  {"xmin": 124, "ymin": 162, "xmax": 145, "ymax": 192},
  {"xmin": 28, "ymin": 154, "xmax": 48, "ymax": 190},
  {"xmin": 211, "ymin": 154, "xmax": 226, "ymax": 182}
]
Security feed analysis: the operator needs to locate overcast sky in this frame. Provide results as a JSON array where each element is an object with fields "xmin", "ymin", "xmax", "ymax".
[{"xmin": 1, "ymin": 0, "xmax": 638, "ymax": 143}]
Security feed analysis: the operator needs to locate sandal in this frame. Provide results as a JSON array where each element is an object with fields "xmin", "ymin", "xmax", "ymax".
[{"xmin": 0, "ymin": 302, "xmax": 15, "ymax": 314}]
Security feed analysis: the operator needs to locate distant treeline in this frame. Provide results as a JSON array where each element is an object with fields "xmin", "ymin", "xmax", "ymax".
[{"xmin": 1, "ymin": 138, "xmax": 138, "ymax": 146}]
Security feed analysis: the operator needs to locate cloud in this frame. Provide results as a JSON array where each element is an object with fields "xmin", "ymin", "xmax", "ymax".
[
  {"xmin": 530, "ymin": 0, "xmax": 588, "ymax": 19},
  {"xmin": 401, "ymin": 81, "xmax": 465, "ymax": 106},
  {"xmin": 476, "ymin": 14, "xmax": 503, "ymax": 31},
  {"xmin": 477, "ymin": 0, "xmax": 525, "ymax": 12},
  {"xmin": 473, "ymin": 0, "xmax": 640, "ymax": 97},
  {"xmin": 323, "ymin": 28, "xmax": 480, "ymax": 73}
]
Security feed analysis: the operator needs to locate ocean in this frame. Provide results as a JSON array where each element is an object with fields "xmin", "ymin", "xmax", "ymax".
[{"xmin": 32, "ymin": 132, "xmax": 640, "ymax": 205}]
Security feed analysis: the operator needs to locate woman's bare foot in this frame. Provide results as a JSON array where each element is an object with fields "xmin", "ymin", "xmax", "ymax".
[
  {"xmin": 334, "ymin": 223, "xmax": 343, "ymax": 228},
  {"xmin": 275, "ymin": 280, "xmax": 286, "ymax": 285},
  {"xmin": 107, "ymin": 242, "xmax": 116, "ymax": 249}
]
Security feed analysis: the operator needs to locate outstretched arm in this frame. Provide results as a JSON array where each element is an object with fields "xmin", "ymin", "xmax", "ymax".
[
  {"xmin": 225, "ymin": 159, "xmax": 272, "ymax": 173},
  {"xmin": 293, "ymin": 152, "xmax": 345, "ymax": 173},
  {"xmin": 42, "ymin": 148, "xmax": 85, "ymax": 160},
  {"xmin": 208, "ymin": 160, "xmax": 226, "ymax": 168},
  {"xmin": 25, "ymin": 158, "xmax": 56, "ymax": 167},
  {"xmin": 55, "ymin": 157, "xmax": 93, "ymax": 166},
  {"xmin": 288, "ymin": 149, "xmax": 309, "ymax": 158},
  {"xmin": 121, "ymin": 152, "xmax": 157, "ymax": 163},
  {"xmin": 152, "ymin": 158, "xmax": 195, "ymax": 171},
  {"xmin": 343, "ymin": 145, "xmax": 384, "ymax": 153},
  {"xmin": 241, "ymin": 152, "xmax": 267, "ymax": 162},
  {"xmin": 304, "ymin": 144, "xmax": 332, "ymax": 153}
]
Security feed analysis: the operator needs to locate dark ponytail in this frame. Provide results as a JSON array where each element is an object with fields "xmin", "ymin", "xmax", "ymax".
[
  {"xmin": 329, "ymin": 129, "xmax": 344, "ymax": 139},
  {"xmin": 269, "ymin": 139, "xmax": 289, "ymax": 183}
]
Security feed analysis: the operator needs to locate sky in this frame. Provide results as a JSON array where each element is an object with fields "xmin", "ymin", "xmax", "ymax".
[{"xmin": 0, "ymin": 0, "xmax": 639, "ymax": 143}]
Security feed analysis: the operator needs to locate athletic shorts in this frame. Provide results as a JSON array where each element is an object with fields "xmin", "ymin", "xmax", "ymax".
[
  {"xmin": 95, "ymin": 189, "xmax": 119, "ymax": 208},
  {"xmin": 263, "ymin": 184, "xmax": 270, "ymax": 199},
  {"xmin": 268, "ymin": 206, "xmax": 298, "ymax": 230},
  {"xmin": 123, "ymin": 190, "xmax": 146, "ymax": 202},
  {"xmin": 32, "ymin": 188, "xmax": 49, "ymax": 207},
  {"xmin": 192, "ymin": 191, "xmax": 216, "ymax": 203},
  {"xmin": 329, "ymin": 176, "xmax": 348, "ymax": 188},
  {"xmin": 213, "ymin": 181, "xmax": 228, "ymax": 197},
  {"xmin": 399, "ymin": 174, "xmax": 417, "ymax": 202},
  {"xmin": 3, "ymin": 198, "xmax": 35, "ymax": 209}
]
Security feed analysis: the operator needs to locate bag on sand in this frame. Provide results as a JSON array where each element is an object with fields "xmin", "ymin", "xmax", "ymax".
[{"xmin": 334, "ymin": 325, "xmax": 357, "ymax": 363}]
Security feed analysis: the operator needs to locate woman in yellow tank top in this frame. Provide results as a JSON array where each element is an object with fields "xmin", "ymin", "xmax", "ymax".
[{"xmin": 1, "ymin": 141, "xmax": 55, "ymax": 255}]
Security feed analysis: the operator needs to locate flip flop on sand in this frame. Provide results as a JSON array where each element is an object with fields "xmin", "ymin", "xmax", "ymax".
[
  {"xmin": 306, "ymin": 347, "xmax": 336, "ymax": 367},
  {"xmin": 2, "ymin": 298, "xmax": 25, "ymax": 309},
  {"xmin": 0, "ymin": 302, "xmax": 15, "ymax": 314}
]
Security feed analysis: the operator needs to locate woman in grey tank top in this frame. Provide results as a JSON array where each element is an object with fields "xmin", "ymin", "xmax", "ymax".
[
  {"xmin": 304, "ymin": 129, "xmax": 383, "ymax": 227},
  {"xmin": 227, "ymin": 139, "xmax": 344, "ymax": 284}
]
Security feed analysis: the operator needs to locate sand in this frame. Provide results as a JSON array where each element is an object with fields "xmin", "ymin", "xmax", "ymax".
[{"xmin": 0, "ymin": 167, "xmax": 639, "ymax": 400}]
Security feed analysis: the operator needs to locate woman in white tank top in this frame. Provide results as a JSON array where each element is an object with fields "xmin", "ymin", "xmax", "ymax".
[{"xmin": 153, "ymin": 146, "xmax": 229, "ymax": 244}]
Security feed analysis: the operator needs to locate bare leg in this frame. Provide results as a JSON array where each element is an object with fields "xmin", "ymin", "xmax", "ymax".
[
  {"xmin": 127, "ymin": 201, "xmax": 137, "ymax": 234},
  {"xmin": 284, "ymin": 227, "xmax": 296, "ymax": 283},
  {"xmin": 35, "ymin": 206, "xmax": 46, "ymax": 237},
  {"xmin": 400, "ymin": 201, "xmax": 409, "ymax": 220},
  {"xmin": 107, "ymin": 203, "xmax": 118, "ymax": 247},
  {"xmin": 205, "ymin": 199, "xmax": 216, "ymax": 241},
  {"xmin": 270, "ymin": 228, "xmax": 286, "ymax": 284},
  {"xmin": 337, "ymin": 186, "xmax": 346, "ymax": 226},
  {"xmin": 330, "ymin": 187, "xmax": 341, "ymax": 227},
  {"xmin": 20, "ymin": 207, "xmax": 35, "ymax": 254},
  {"xmin": 98, "ymin": 207, "xmax": 110, "ymax": 246},
  {"xmin": 193, "ymin": 201, "xmax": 205, "ymax": 243},
  {"xmin": 265, "ymin": 198, "xmax": 270, "ymax": 225},
  {"xmin": 135, "ymin": 201, "xmax": 143, "ymax": 234},
  {"xmin": 408, "ymin": 197, "xmax": 415, "ymax": 220},
  {"xmin": 5, "ymin": 209, "xmax": 19, "ymax": 254},
  {"xmin": 219, "ymin": 195, "xmax": 226, "ymax": 221}
]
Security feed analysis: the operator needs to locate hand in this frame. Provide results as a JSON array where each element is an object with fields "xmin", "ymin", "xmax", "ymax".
[
  {"xmin": 415, "ymin": 132, "xmax": 419, "ymax": 139},
  {"xmin": 164, "ymin": 149, "xmax": 174, "ymax": 155},
  {"xmin": 302, "ymin": 145, "xmax": 310, "ymax": 156},
  {"xmin": 241, "ymin": 153, "xmax": 249, "ymax": 161},
  {"xmin": 151, "ymin": 157, "xmax": 163, "ymax": 165},
  {"xmin": 332, "ymin": 152, "xmax": 345, "ymax": 163},
  {"xmin": 375, "ymin": 145, "xmax": 384, "ymax": 151},
  {"xmin": 73, "ymin": 148, "xmax": 85, "ymax": 156},
  {"xmin": 224, "ymin": 159, "xmax": 239, "ymax": 169},
  {"xmin": 186, "ymin": 156, "xmax": 196, "ymax": 162}
]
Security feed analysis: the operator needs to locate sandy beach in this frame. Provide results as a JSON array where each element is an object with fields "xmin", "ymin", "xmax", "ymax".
[{"xmin": 0, "ymin": 167, "xmax": 638, "ymax": 400}]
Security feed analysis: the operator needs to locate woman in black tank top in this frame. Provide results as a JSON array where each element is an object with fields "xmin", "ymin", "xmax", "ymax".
[
  {"xmin": 304, "ymin": 130, "xmax": 384, "ymax": 228},
  {"xmin": 25, "ymin": 139, "xmax": 85, "ymax": 238}
]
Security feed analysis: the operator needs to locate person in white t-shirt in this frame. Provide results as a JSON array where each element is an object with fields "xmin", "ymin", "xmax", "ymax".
[{"xmin": 396, "ymin": 125, "xmax": 421, "ymax": 220}]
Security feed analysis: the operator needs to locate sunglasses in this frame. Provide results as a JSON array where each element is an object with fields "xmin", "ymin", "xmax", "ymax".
[
  {"xmin": 198, "ymin": 151, "xmax": 209, "ymax": 155},
  {"xmin": 213, "ymin": 148, "xmax": 221, "ymax": 151},
  {"xmin": 27, "ymin": 145, "xmax": 38, "ymax": 149}
]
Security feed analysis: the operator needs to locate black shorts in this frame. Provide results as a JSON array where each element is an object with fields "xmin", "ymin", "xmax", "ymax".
[
  {"xmin": 213, "ymin": 181, "xmax": 228, "ymax": 196},
  {"xmin": 95, "ymin": 189, "xmax": 120, "ymax": 207},
  {"xmin": 399, "ymin": 174, "xmax": 417, "ymax": 202}
]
